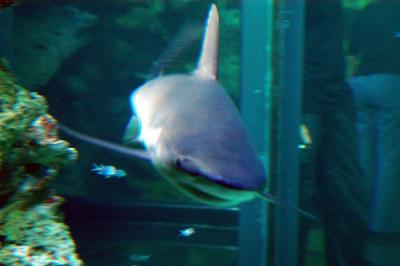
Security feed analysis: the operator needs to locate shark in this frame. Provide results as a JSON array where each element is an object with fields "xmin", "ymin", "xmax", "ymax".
[{"xmin": 61, "ymin": 4, "xmax": 316, "ymax": 220}]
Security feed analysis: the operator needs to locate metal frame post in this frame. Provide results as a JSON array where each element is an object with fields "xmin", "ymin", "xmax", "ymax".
[
  {"xmin": 270, "ymin": 0, "xmax": 305, "ymax": 265},
  {"xmin": 238, "ymin": 1, "xmax": 273, "ymax": 266}
]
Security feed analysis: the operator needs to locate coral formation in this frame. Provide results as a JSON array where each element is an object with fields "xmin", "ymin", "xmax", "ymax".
[
  {"xmin": 0, "ymin": 201, "xmax": 82, "ymax": 266},
  {"xmin": 0, "ymin": 60, "xmax": 82, "ymax": 265},
  {"xmin": 14, "ymin": 5, "xmax": 97, "ymax": 89}
]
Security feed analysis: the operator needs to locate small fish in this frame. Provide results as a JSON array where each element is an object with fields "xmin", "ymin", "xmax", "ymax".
[
  {"xmin": 299, "ymin": 124, "xmax": 312, "ymax": 149},
  {"xmin": 393, "ymin": 31, "xmax": 400, "ymax": 38},
  {"xmin": 129, "ymin": 254, "xmax": 151, "ymax": 263},
  {"xmin": 91, "ymin": 163, "xmax": 127, "ymax": 178},
  {"xmin": 178, "ymin": 227, "xmax": 195, "ymax": 237}
]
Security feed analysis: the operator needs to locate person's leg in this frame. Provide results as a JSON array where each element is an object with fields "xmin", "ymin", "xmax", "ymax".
[
  {"xmin": 348, "ymin": 76, "xmax": 376, "ymax": 189},
  {"xmin": 368, "ymin": 74, "xmax": 400, "ymax": 232},
  {"xmin": 369, "ymin": 109, "xmax": 400, "ymax": 232},
  {"xmin": 318, "ymin": 109, "xmax": 368, "ymax": 266},
  {"xmin": 365, "ymin": 74, "xmax": 400, "ymax": 266}
]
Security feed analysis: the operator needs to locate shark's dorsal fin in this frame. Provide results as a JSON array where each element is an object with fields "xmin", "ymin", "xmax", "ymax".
[{"xmin": 194, "ymin": 4, "xmax": 219, "ymax": 80}]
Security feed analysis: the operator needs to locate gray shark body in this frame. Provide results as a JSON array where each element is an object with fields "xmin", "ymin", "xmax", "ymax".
[
  {"xmin": 61, "ymin": 4, "xmax": 316, "ymax": 219},
  {"xmin": 129, "ymin": 4, "xmax": 266, "ymax": 205}
]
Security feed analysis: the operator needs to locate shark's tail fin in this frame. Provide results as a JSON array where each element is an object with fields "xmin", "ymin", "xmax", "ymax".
[
  {"xmin": 147, "ymin": 21, "xmax": 203, "ymax": 79},
  {"xmin": 258, "ymin": 190, "xmax": 319, "ymax": 221},
  {"xmin": 59, "ymin": 124, "xmax": 151, "ymax": 161}
]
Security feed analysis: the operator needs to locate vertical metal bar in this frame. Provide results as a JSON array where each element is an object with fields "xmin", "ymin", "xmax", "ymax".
[
  {"xmin": 272, "ymin": 0, "xmax": 305, "ymax": 265},
  {"xmin": 238, "ymin": 1, "xmax": 272, "ymax": 266}
]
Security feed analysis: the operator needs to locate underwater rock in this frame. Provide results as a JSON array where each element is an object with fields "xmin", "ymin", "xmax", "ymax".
[
  {"xmin": 0, "ymin": 200, "xmax": 83, "ymax": 266},
  {"xmin": 14, "ymin": 5, "xmax": 97, "ymax": 89},
  {"xmin": 0, "ymin": 60, "xmax": 82, "ymax": 265}
]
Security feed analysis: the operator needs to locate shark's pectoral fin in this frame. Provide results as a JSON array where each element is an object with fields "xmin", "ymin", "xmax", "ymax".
[{"xmin": 122, "ymin": 115, "xmax": 144, "ymax": 148}]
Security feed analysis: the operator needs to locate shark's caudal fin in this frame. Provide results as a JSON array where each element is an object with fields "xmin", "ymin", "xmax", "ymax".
[
  {"xmin": 59, "ymin": 125, "xmax": 151, "ymax": 161},
  {"xmin": 258, "ymin": 191, "xmax": 319, "ymax": 221},
  {"xmin": 147, "ymin": 21, "xmax": 203, "ymax": 79},
  {"xmin": 194, "ymin": 4, "xmax": 219, "ymax": 79}
]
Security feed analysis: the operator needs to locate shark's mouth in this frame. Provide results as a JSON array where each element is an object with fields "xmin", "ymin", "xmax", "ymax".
[
  {"xmin": 155, "ymin": 158, "xmax": 257, "ymax": 206},
  {"xmin": 171, "ymin": 174, "xmax": 256, "ymax": 206},
  {"xmin": 178, "ymin": 182, "xmax": 235, "ymax": 206}
]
